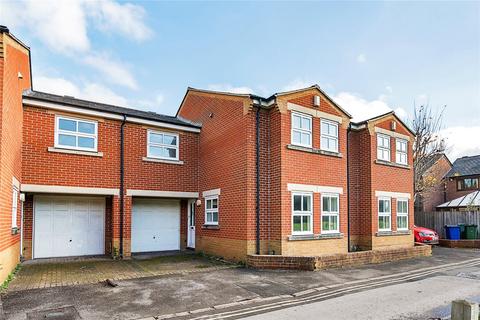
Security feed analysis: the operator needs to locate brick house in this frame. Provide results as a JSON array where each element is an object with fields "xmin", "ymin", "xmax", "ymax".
[
  {"xmin": 414, "ymin": 153, "xmax": 452, "ymax": 212},
  {"xmin": 0, "ymin": 27, "xmax": 416, "ymax": 281},
  {"xmin": 443, "ymin": 155, "xmax": 480, "ymax": 204}
]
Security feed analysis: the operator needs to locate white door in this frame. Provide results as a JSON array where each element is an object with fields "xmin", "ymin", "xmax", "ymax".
[
  {"xmin": 131, "ymin": 198, "xmax": 180, "ymax": 253},
  {"xmin": 187, "ymin": 200, "xmax": 195, "ymax": 248},
  {"xmin": 34, "ymin": 196, "xmax": 105, "ymax": 259}
]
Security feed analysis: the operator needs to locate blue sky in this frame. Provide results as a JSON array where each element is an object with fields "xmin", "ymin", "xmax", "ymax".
[{"xmin": 1, "ymin": 1, "xmax": 479, "ymax": 158}]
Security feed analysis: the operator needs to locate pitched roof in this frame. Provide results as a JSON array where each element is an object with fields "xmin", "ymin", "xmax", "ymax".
[
  {"xmin": 437, "ymin": 190, "xmax": 480, "ymax": 209},
  {"xmin": 23, "ymin": 90, "xmax": 200, "ymax": 128},
  {"xmin": 445, "ymin": 155, "xmax": 480, "ymax": 178},
  {"xmin": 418, "ymin": 153, "xmax": 451, "ymax": 177}
]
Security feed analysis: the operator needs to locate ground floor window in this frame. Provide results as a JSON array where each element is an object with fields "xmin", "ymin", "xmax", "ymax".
[
  {"xmin": 205, "ymin": 196, "xmax": 219, "ymax": 225},
  {"xmin": 397, "ymin": 198, "xmax": 408, "ymax": 230},
  {"xmin": 378, "ymin": 197, "xmax": 391, "ymax": 231},
  {"xmin": 292, "ymin": 192, "xmax": 313, "ymax": 235},
  {"xmin": 321, "ymin": 193, "xmax": 339, "ymax": 233}
]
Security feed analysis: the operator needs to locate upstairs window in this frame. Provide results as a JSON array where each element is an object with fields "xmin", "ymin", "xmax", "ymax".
[
  {"xmin": 292, "ymin": 192, "xmax": 313, "ymax": 235},
  {"xmin": 55, "ymin": 116, "xmax": 98, "ymax": 151},
  {"xmin": 396, "ymin": 139, "xmax": 408, "ymax": 165},
  {"xmin": 457, "ymin": 178, "xmax": 479, "ymax": 191},
  {"xmin": 397, "ymin": 199, "xmax": 408, "ymax": 230},
  {"xmin": 291, "ymin": 112, "xmax": 312, "ymax": 148},
  {"xmin": 377, "ymin": 134, "xmax": 390, "ymax": 161},
  {"xmin": 205, "ymin": 196, "xmax": 219, "ymax": 225},
  {"xmin": 378, "ymin": 197, "xmax": 391, "ymax": 231},
  {"xmin": 147, "ymin": 130, "xmax": 179, "ymax": 160},
  {"xmin": 321, "ymin": 194, "xmax": 339, "ymax": 233},
  {"xmin": 321, "ymin": 119, "xmax": 339, "ymax": 153}
]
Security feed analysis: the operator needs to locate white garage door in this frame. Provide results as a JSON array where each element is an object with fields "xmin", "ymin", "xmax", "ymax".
[
  {"xmin": 34, "ymin": 196, "xmax": 105, "ymax": 259},
  {"xmin": 131, "ymin": 198, "xmax": 180, "ymax": 253}
]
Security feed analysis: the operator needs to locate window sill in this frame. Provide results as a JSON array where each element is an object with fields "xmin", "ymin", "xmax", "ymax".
[
  {"xmin": 288, "ymin": 233, "xmax": 344, "ymax": 241},
  {"xmin": 375, "ymin": 230, "xmax": 411, "ymax": 237},
  {"xmin": 48, "ymin": 147, "xmax": 103, "ymax": 157},
  {"xmin": 375, "ymin": 160, "xmax": 410, "ymax": 169},
  {"xmin": 202, "ymin": 224, "xmax": 220, "ymax": 230},
  {"xmin": 286, "ymin": 144, "xmax": 343, "ymax": 158},
  {"xmin": 142, "ymin": 157, "xmax": 184, "ymax": 165}
]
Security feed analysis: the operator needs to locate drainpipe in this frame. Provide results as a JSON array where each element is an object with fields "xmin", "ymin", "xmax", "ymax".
[
  {"xmin": 119, "ymin": 114, "xmax": 127, "ymax": 257},
  {"xmin": 255, "ymin": 106, "xmax": 261, "ymax": 255},
  {"xmin": 347, "ymin": 125, "xmax": 351, "ymax": 252},
  {"xmin": 19, "ymin": 193, "xmax": 25, "ymax": 260}
]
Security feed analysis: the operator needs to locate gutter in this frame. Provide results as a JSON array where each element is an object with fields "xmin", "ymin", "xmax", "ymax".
[{"xmin": 119, "ymin": 114, "xmax": 127, "ymax": 257}]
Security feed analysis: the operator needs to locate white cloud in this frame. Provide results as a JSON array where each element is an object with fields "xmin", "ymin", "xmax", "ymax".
[
  {"xmin": 385, "ymin": 86, "xmax": 393, "ymax": 93},
  {"xmin": 35, "ymin": 76, "xmax": 128, "ymax": 106},
  {"xmin": 357, "ymin": 54, "xmax": 367, "ymax": 63},
  {"xmin": 207, "ymin": 84, "xmax": 254, "ymax": 94},
  {"xmin": 281, "ymin": 79, "xmax": 313, "ymax": 92},
  {"xmin": 440, "ymin": 126, "xmax": 480, "ymax": 160},
  {"xmin": 333, "ymin": 92, "xmax": 394, "ymax": 122},
  {"xmin": 83, "ymin": 53, "xmax": 138, "ymax": 90},
  {"xmin": 415, "ymin": 93, "xmax": 429, "ymax": 106},
  {"xmin": 0, "ymin": 0, "xmax": 152, "ymax": 54}
]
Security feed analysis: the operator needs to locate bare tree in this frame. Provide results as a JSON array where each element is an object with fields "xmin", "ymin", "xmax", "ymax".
[{"xmin": 412, "ymin": 103, "xmax": 447, "ymax": 204}]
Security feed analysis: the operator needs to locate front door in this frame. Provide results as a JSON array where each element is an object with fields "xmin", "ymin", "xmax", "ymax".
[{"xmin": 187, "ymin": 200, "xmax": 196, "ymax": 248}]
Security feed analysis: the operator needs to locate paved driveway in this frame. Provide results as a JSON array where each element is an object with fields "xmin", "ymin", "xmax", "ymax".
[
  {"xmin": 2, "ymin": 247, "xmax": 479, "ymax": 320},
  {"xmin": 6, "ymin": 253, "xmax": 234, "ymax": 291}
]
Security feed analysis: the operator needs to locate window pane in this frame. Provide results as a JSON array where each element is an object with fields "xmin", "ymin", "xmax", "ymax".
[
  {"xmin": 166, "ymin": 148, "xmax": 177, "ymax": 159},
  {"xmin": 59, "ymin": 119, "xmax": 76, "ymax": 132},
  {"xmin": 293, "ymin": 195, "xmax": 302, "ymax": 211},
  {"xmin": 322, "ymin": 216, "xmax": 329, "ymax": 231},
  {"xmin": 303, "ymin": 195, "xmax": 311, "ymax": 211},
  {"xmin": 331, "ymin": 197, "xmax": 338, "ymax": 212},
  {"xmin": 293, "ymin": 216, "xmax": 302, "ymax": 232},
  {"xmin": 59, "ymin": 134, "xmax": 76, "ymax": 146},
  {"xmin": 212, "ymin": 198, "xmax": 218, "ymax": 208},
  {"xmin": 379, "ymin": 200, "xmax": 384, "ymax": 213},
  {"xmin": 301, "ymin": 117, "xmax": 311, "ymax": 130},
  {"xmin": 323, "ymin": 197, "xmax": 330, "ymax": 212},
  {"xmin": 149, "ymin": 133, "xmax": 163, "ymax": 144},
  {"xmin": 397, "ymin": 216, "xmax": 407, "ymax": 229},
  {"xmin": 301, "ymin": 132, "xmax": 310, "ymax": 145},
  {"xmin": 292, "ymin": 115, "xmax": 301, "ymax": 128},
  {"xmin": 292, "ymin": 131, "xmax": 301, "ymax": 144},
  {"xmin": 321, "ymin": 124, "xmax": 328, "ymax": 135},
  {"xmin": 331, "ymin": 216, "xmax": 338, "ymax": 231},
  {"xmin": 78, "ymin": 122, "xmax": 95, "ymax": 134},
  {"xmin": 78, "ymin": 137, "xmax": 95, "ymax": 149},
  {"xmin": 302, "ymin": 215, "xmax": 311, "ymax": 231},
  {"xmin": 212, "ymin": 211, "xmax": 218, "ymax": 222},
  {"xmin": 329, "ymin": 124, "xmax": 337, "ymax": 137},
  {"xmin": 321, "ymin": 137, "xmax": 329, "ymax": 149},
  {"xmin": 148, "ymin": 146, "xmax": 164, "ymax": 157},
  {"xmin": 163, "ymin": 135, "xmax": 177, "ymax": 146},
  {"xmin": 206, "ymin": 200, "xmax": 212, "ymax": 209},
  {"xmin": 385, "ymin": 200, "xmax": 390, "ymax": 212},
  {"xmin": 329, "ymin": 139, "xmax": 337, "ymax": 151}
]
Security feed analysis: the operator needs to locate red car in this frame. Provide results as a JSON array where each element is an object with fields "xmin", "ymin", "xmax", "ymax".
[{"xmin": 414, "ymin": 225, "xmax": 439, "ymax": 244}]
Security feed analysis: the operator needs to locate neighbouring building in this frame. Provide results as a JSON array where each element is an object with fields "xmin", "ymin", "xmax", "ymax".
[
  {"xmin": 437, "ymin": 190, "xmax": 480, "ymax": 211},
  {"xmin": 444, "ymin": 155, "xmax": 480, "ymax": 204},
  {"xmin": 414, "ymin": 153, "xmax": 452, "ymax": 213},
  {"xmin": 0, "ymin": 27, "xmax": 417, "ymax": 281}
]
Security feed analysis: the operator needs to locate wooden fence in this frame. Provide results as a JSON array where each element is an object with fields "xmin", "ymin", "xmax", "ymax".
[{"xmin": 414, "ymin": 211, "xmax": 480, "ymax": 238}]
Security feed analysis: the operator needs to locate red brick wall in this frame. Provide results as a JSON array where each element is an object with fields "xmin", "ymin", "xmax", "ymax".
[
  {"xmin": 445, "ymin": 175, "xmax": 480, "ymax": 203},
  {"xmin": 420, "ymin": 156, "xmax": 451, "ymax": 212},
  {"xmin": 0, "ymin": 32, "xmax": 31, "ymax": 281}
]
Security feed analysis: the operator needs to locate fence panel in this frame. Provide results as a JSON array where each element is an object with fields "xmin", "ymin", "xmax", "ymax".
[{"xmin": 414, "ymin": 211, "xmax": 480, "ymax": 238}]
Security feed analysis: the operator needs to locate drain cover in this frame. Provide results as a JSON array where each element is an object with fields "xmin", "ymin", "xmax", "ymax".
[{"xmin": 27, "ymin": 306, "xmax": 81, "ymax": 320}]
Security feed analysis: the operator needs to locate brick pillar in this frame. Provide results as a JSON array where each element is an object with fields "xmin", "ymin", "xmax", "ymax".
[
  {"xmin": 122, "ymin": 195, "xmax": 132, "ymax": 258},
  {"xmin": 111, "ymin": 195, "xmax": 121, "ymax": 258}
]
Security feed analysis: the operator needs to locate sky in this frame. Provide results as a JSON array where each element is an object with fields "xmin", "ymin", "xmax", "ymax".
[{"xmin": 1, "ymin": 1, "xmax": 479, "ymax": 160}]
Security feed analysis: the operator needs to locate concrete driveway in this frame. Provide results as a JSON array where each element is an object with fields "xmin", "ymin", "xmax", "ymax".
[
  {"xmin": 6, "ymin": 253, "xmax": 234, "ymax": 291},
  {"xmin": 2, "ymin": 247, "xmax": 479, "ymax": 320}
]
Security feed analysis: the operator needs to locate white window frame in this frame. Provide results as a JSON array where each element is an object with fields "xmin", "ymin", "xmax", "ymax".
[
  {"xmin": 205, "ymin": 196, "xmax": 219, "ymax": 225},
  {"xmin": 377, "ymin": 134, "xmax": 391, "ymax": 162},
  {"xmin": 378, "ymin": 197, "xmax": 391, "ymax": 231},
  {"xmin": 320, "ymin": 119, "xmax": 339, "ymax": 153},
  {"xmin": 396, "ymin": 198, "xmax": 409, "ymax": 231},
  {"xmin": 147, "ymin": 130, "xmax": 180, "ymax": 161},
  {"xmin": 321, "ymin": 193, "xmax": 340, "ymax": 234},
  {"xmin": 395, "ymin": 138, "xmax": 408, "ymax": 165},
  {"xmin": 291, "ymin": 112, "xmax": 312, "ymax": 148},
  {"xmin": 291, "ymin": 192, "xmax": 313, "ymax": 235},
  {"xmin": 55, "ymin": 115, "xmax": 98, "ymax": 152},
  {"xmin": 11, "ymin": 187, "xmax": 18, "ymax": 228}
]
